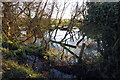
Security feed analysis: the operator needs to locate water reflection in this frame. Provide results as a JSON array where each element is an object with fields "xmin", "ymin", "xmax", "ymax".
[
  {"xmin": 35, "ymin": 29, "xmax": 99, "ymax": 78},
  {"xmin": 39, "ymin": 28, "xmax": 99, "ymax": 63},
  {"xmin": 49, "ymin": 29, "xmax": 98, "ymax": 56}
]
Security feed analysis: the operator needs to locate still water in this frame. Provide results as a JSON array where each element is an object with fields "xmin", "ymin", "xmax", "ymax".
[
  {"xmin": 44, "ymin": 29, "xmax": 98, "ymax": 59},
  {"xmin": 34, "ymin": 29, "xmax": 99, "ymax": 78}
]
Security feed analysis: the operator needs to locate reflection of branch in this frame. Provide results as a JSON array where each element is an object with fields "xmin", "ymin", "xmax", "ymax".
[
  {"xmin": 76, "ymin": 34, "xmax": 85, "ymax": 46},
  {"xmin": 51, "ymin": 33, "xmax": 85, "ymax": 49},
  {"xmin": 50, "ymin": 40, "xmax": 79, "ymax": 58},
  {"xmin": 61, "ymin": 44, "xmax": 79, "ymax": 58},
  {"xmin": 50, "ymin": 40, "xmax": 76, "ymax": 48}
]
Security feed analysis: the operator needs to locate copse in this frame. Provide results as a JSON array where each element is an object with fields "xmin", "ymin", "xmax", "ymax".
[{"xmin": 80, "ymin": 2, "xmax": 120, "ymax": 78}]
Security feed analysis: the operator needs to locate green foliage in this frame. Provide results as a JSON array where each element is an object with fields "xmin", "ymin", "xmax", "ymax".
[
  {"xmin": 1, "ymin": 35, "xmax": 48, "ymax": 79},
  {"xmin": 2, "ymin": 39, "xmax": 45, "ymax": 59},
  {"xmin": 2, "ymin": 41, "xmax": 19, "ymax": 50},
  {"xmin": 2, "ymin": 60, "xmax": 46, "ymax": 78},
  {"xmin": 86, "ymin": 2, "xmax": 118, "ymax": 24},
  {"xmin": 81, "ymin": 2, "xmax": 119, "ymax": 39},
  {"xmin": 1, "ymin": 41, "xmax": 27, "ymax": 61},
  {"xmin": 85, "ymin": 2, "xmax": 120, "ymax": 51},
  {"xmin": 81, "ymin": 2, "xmax": 120, "ymax": 78},
  {"xmin": 24, "ymin": 45, "xmax": 45, "ymax": 59}
]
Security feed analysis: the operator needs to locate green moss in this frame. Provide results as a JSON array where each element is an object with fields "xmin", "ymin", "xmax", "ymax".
[{"xmin": 2, "ymin": 60, "xmax": 46, "ymax": 78}]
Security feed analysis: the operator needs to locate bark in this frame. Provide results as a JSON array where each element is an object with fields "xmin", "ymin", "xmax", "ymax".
[{"xmin": 78, "ymin": 43, "xmax": 85, "ymax": 64}]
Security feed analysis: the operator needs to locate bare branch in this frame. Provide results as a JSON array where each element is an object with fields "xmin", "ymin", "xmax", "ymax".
[{"xmin": 17, "ymin": 2, "xmax": 32, "ymax": 17}]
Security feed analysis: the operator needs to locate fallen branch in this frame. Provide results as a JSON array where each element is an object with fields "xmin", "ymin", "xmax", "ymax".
[
  {"xmin": 50, "ymin": 40, "xmax": 76, "ymax": 48},
  {"xmin": 61, "ymin": 43, "xmax": 79, "ymax": 58},
  {"xmin": 50, "ymin": 40, "xmax": 79, "ymax": 58}
]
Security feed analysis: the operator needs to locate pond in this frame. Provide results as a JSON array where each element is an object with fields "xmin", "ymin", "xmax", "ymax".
[
  {"xmin": 28, "ymin": 28, "xmax": 99, "ymax": 78},
  {"xmin": 43, "ymin": 28, "xmax": 99, "ymax": 63}
]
